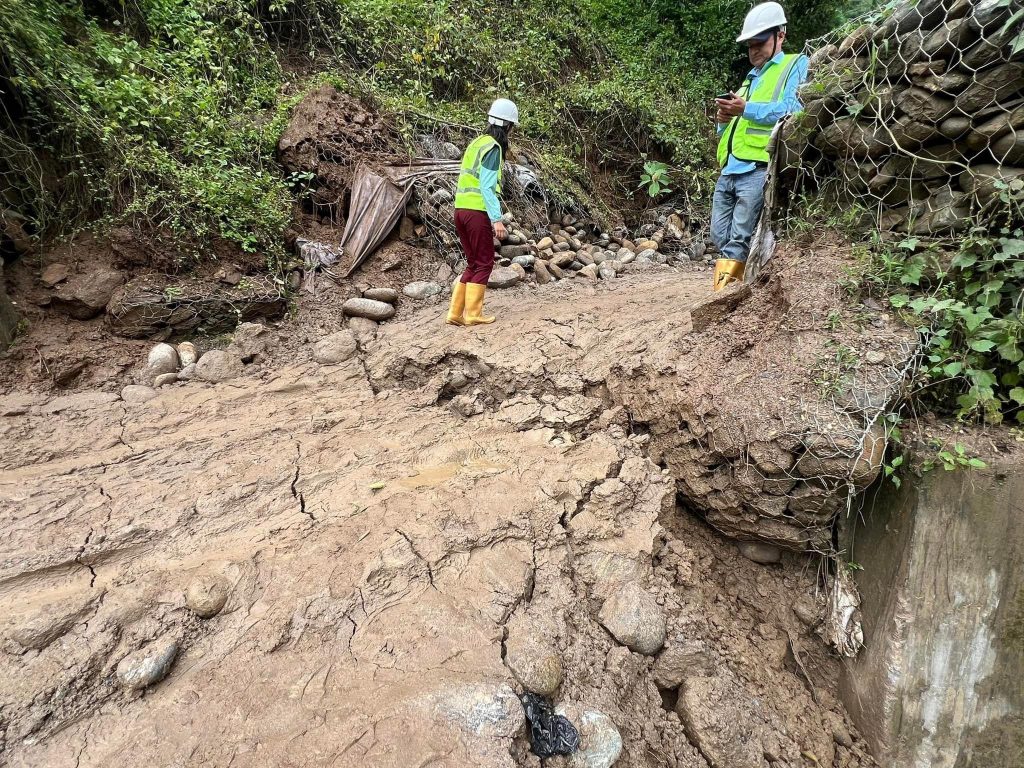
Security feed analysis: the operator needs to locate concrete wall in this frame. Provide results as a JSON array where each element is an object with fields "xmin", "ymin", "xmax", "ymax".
[{"xmin": 841, "ymin": 458, "xmax": 1024, "ymax": 768}]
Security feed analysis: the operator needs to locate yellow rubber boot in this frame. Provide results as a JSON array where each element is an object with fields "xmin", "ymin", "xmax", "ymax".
[
  {"xmin": 464, "ymin": 282, "xmax": 495, "ymax": 325},
  {"xmin": 713, "ymin": 259, "xmax": 746, "ymax": 291},
  {"xmin": 446, "ymin": 281, "xmax": 467, "ymax": 326}
]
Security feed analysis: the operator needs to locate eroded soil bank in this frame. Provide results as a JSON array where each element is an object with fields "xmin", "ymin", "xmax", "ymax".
[{"xmin": 1, "ymin": 255, "xmax": 888, "ymax": 767}]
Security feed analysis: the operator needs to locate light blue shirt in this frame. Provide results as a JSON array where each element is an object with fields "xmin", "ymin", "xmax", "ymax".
[
  {"xmin": 480, "ymin": 167, "xmax": 502, "ymax": 222},
  {"xmin": 479, "ymin": 145, "xmax": 502, "ymax": 223},
  {"xmin": 717, "ymin": 51, "xmax": 809, "ymax": 176}
]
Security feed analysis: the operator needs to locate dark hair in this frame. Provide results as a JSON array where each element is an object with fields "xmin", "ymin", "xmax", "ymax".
[{"xmin": 486, "ymin": 122, "xmax": 510, "ymax": 160}]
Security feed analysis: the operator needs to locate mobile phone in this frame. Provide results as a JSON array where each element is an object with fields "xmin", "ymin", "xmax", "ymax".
[{"xmin": 715, "ymin": 92, "xmax": 735, "ymax": 100}]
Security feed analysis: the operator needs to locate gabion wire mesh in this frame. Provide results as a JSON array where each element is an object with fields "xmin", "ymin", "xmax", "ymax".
[{"xmin": 778, "ymin": 0, "xmax": 1024, "ymax": 233}]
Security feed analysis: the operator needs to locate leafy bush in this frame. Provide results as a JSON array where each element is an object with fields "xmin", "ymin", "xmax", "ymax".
[
  {"xmin": 0, "ymin": 0, "xmax": 853, "ymax": 264},
  {"xmin": 887, "ymin": 228, "xmax": 1024, "ymax": 424}
]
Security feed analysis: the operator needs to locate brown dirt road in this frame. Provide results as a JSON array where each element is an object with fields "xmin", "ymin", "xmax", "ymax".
[{"xmin": 1, "ymin": 268, "xmax": 879, "ymax": 767}]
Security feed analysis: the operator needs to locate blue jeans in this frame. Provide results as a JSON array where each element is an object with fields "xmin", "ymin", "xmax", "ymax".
[{"xmin": 711, "ymin": 168, "xmax": 767, "ymax": 263}]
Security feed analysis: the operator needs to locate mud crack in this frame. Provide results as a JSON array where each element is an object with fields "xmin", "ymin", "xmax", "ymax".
[
  {"xmin": 395, "ymin": 529, "xmax": 436, "ymax": 589},
  {"xmin": 291, "ymin": 441, "xmax": 314, "ymax": 522}
]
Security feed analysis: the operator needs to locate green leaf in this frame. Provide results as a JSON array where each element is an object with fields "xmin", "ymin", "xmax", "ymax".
[
  {"xmin": 943, "ymin": 361, "xmax": 964, "ymax": 376},
  {"xmin": 969, "ymin": 340, "xmax": 996, "ymax": 352},
  {"xmin": 999, "ymin": 238, "xmax": 1024, "ymax": 257},
  {"xmin": 967, "ymin": 458, "xmax": 987, "ymax": 469},
  {"xmin": 889, "ymin": 294, "xmax": 909, "ymax": 308},
  {"xmin": 1010, "ymin": 387, "xmax": 1024, "ymax": 405},
  {"xmin": 998, "ymin": 341, "xmax": 1023, "ymax": 363}
]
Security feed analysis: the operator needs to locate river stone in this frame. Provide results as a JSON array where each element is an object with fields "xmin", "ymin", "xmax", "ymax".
[
  {"xmin": 505, "ymin": 635, "xmax": 563, "ymax": 696},
  {"xmin": 618, "ymin": 251, "xmax": 637, "ymax": 264},
  {"xmin": 313, "ymin": 329, "xmax": 358, "ymax": 364},
  {"xmin": 185, "ymin": 574, "xmax": 230, "ymax": 618},
  {"xmin": 500, "ymin": 245, "xmax": 531, "ymax": 259},
  {"xmin": 548, "ymin": 263, "xmax": 565, "ymax": 280},
  {"xmin": 598, "ymin": 581, "xmax": 666, "ymax": 655},
  {"xmin": 512, "ymin": 255, "xmax": 535, "ymax": 270},
  {"xmin": 637, "ymin": 248, "xmax": 658, "ymax": 262},
  {"xmin": 116, "ymin": 636, "xmax": 179, "ymax": 690},
  {"xmin": 739, "ymin": 541, "xmax": 782, "ymax": 564},
  {"xmin": 362, "ymin": 287, "xmax": 399, "ymax": 304},
  {"xmin": 558, "ymin": 707, "xmax": 623, "ymax": 768},
  {"xmin": 535, "ymin": 261, "xmax": 554, "ymax": 285},
  {"xmin": 195, "ymin": 350, "xmax": 244, "ymax": 383},
  {"xmin": 343, "ymin": 298, "xmax": 396, "ymax": 321},
  {"xmin": 177, "ymin": 341, "xmax": 198, "ymax": 367},
  {"xmin": 536, "ymin": 236, "xmax": 554, "ymax": 251},
  {"xmin": 178, "ymin": 363, "xmax": 197, "ymax": 381},
  {"xmin": 598, "ymin": 264, "xmax": 616, "ymax": 280},
  {"xmin": 488, "ymin": 266, "xmax": 523, "ymax": 289},
  {"xmin": 121, "ymin": 385, "xmax": 158, "ymax": 404},
  {"xmin": 147, "ymin": 343, "xmax": 180, "ymax": 377},
  {"xmin": 577, "ymin": 251, "xmax": 595, "ymax": 266},
  {"xmin": 153, "ymin": 373, "xmax": 178, "ymax": 387},
  {"xmin": 637, "ymin": 239, "xmax": 659, "ymax": 251},
  {"xmin": 616, "ymin": 248, "xmax": 633, "ymax": 261},
  {"xmin": 577, "ymin": 264, "xmax": 599, "ymax": 282},
  {"xmin": 402, "ymin": 281, "xmax": 443, "ymax": 300},
  {"xmin": 552, "ymin": 251, "xmax": 575, "ymax": 268}
]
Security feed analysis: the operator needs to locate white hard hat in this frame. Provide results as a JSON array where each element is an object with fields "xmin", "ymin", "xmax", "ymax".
[
  {"xmin": 737, "ymin": 2, "xmax": 787, "ymax": 42},
  {"xmin": 487, "ymin": 98, "xmax": 519, "ymax": 126}
]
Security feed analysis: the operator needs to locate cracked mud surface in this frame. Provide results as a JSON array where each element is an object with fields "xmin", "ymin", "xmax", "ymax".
[{"xmin": 2, "ymin": 264, "xmax": 882, "ymax": 766}]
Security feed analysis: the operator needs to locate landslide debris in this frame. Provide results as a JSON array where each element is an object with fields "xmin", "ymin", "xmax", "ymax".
[{"xmin": 0, "ymin": 255, "xmax": 881, "ymax": 767}]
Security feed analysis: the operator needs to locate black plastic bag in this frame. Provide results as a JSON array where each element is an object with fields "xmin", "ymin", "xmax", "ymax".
[{"xmin": 520, "ymin": 692, "xmax": 580, "ymax": 758}]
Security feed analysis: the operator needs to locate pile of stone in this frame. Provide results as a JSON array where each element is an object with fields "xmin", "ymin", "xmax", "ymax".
[
  {"xmin": 489, "ymin": 211, "xmax": 696, "ymax": 287},
  {"xmin": 787, "ymin": 0, "xmax": 1024, "ymax": 234}
]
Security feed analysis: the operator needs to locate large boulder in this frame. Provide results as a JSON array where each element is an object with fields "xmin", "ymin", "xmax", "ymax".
[
  {"xmin": 51, "ymin": 267, "xmax": 125, "ymax": 320},
  {"xmin": 342, "ymin": 298, "xmax": 396, "ymax": 321},
  {"xmin": 195, "ymin": 350, "xmax": 244, "ymax": 383}
]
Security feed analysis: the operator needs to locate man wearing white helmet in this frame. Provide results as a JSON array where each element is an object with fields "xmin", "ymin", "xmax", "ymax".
[
  {"xmin": 711, "ymin": 1, "xmax": 808, "ymax": 290},
  {"xmin": 446, "ymin": 98, "xmax": 519, "ymax": 326}
]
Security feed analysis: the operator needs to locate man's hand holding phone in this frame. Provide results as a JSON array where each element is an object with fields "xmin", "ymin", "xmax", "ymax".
[{"xmin": 714, "ymin": 91, "xmax": 746, "ymax": 121}]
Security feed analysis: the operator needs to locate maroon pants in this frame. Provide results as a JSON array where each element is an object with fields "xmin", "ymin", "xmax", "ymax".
[{"xmin": 455, "ymin": 208, "xmax": 495, "ymax": 285}]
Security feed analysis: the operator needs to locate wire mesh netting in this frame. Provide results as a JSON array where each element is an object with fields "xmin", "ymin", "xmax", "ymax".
[{"xmin": 777, "ymin": 0, "xmax": 1024, "ymax": 233}]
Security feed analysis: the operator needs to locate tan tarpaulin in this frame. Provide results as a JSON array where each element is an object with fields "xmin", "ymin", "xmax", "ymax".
[{"xmin": 335, "ymin": 159, "xmax": 461, "ymax": 277}]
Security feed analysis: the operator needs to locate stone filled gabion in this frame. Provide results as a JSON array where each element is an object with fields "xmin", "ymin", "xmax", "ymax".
[
  {"xmin": 781, "ymin": 0, "xmax": 1024, "ymax": 234},
  {"xmin": 403, "ymin": 189, "xmax": 697, "ymax": 283}
]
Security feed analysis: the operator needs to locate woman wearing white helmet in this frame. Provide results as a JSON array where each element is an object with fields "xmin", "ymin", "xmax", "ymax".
[
  {"xmin": 446, "ymin": 98, "xmax": 519, "ymax": 326},
  {"xmin": 710, "ymin": 2, "xmax": 808, "ymax": 291}
]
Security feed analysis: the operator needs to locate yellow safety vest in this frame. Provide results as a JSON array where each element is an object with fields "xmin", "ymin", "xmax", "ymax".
[
  {"xmin": 454, "ymin": 135, "xmax": 503, "ymax": 211},
  {"xmin": 717, "ymin": 53, "xmax": 803, "ymax": 167}
]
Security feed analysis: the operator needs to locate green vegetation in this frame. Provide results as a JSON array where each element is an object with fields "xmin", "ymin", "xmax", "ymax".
[
  {"xmin": 0, "ymin": 0, "xmax": 850, "ymax": 267},
  {"xmin": 877, "ymin": 221, "xmax": 1024, "ymax": 425},
  {"xmin": 639, "ymin": 161, "xmax": 672, "ymax": 199}
]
